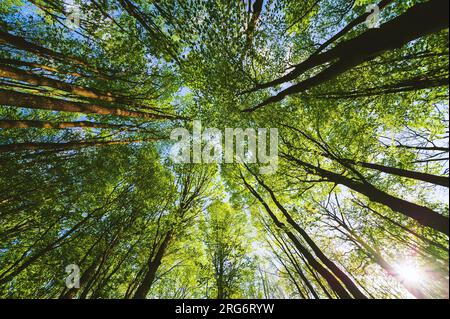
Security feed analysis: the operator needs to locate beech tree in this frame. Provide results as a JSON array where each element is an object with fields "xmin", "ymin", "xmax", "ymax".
[{"xmin": 0, "ymin": 0, "xmax": 448, "ymax": 299}]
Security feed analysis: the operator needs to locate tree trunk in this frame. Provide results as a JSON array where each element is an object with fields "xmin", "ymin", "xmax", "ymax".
[
  {"xmin": 345, "ymin": 159, "xmax": 449, "ymax": 188},
  {"xmin": 357, "ymin": 201, "xmax": 449, "ymax": 252},
  {"xmin": 348, "ymin": 228, "xmax": 427, "ymax": 299},
  {"xmin": 0, "ymin": 89, "xmax": 179, "ymax": 120},
  {"xmin": 0, "ymin": 138, "xmax": 158, "ymax": 154},
  {"xmin": 60, "ymin": 259, "xmax": 99, "ymax": 299},
  {"xmin": 249, "ymin": 169, "xmax": 367, "ymax": 299},
  {"xmin": 240, "ymin": 173, "xmax": 354, "ymax": 299},
  {"xmin": 0, "ymin": 30, "xmax": 105, "ymax": 76},
  {"xmin": 0, "ymin": 58, "xmax": 82, "ymax": 77},
  {"xmin": 0, "ymin": 119, "xmax": 145, "ymax": 132},
  {"xmin": 0, "ymin": 65, "xmax": 118, "ymax": 102},
  {"xmin": 132, "ymin": 231, "xmax": 173, "ymax": 299},
  {"xmin": 284, "ymin": 154, "xmax": 449, "ymax": 235},
  {"xmin": 245, "ymin": 0, "xmax": 449, "ymax": 111},
  {"xmin": 273, "ymin": 229, "xmax": 320, "ymax": 299}
]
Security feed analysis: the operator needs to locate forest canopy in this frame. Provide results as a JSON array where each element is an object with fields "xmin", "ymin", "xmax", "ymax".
[{"xmin": 0, "ymin": 0, "xmax": 448, "ymax": 299}]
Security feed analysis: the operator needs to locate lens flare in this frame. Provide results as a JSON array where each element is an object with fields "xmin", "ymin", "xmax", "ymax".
[{"xmin": 395, "ymin": 261, "xmax": 424, "ymax": 284}]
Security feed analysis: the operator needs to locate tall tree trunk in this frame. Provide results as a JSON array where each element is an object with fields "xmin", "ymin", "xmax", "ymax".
[
  {"xmin": 0, "ymin": 30, "xmax": 106, "ymax": 76},
  {"xmin": 346, "ymin": 228, "xmax": 428, "ymax": 299},
  {"xmin": 0, "ymin": 58, "xmax": 82, "ymax": 77},
  {"xmin": 356, "ymin": 201, "xmax": 449, "ymax": 252},
  {"xmin": 263, "ymin": 0, "xmax": 394, "ymax": 93},
  {"xmin": 284, "ymin": 154, "xmax": 449, "ymax": 235},
  {"xmin": 216, "ymin": 250, "xmax": 225, "ymax": 299},
  {"xmin": 132, "ymin": 231, "xmax": 173, "ymax": 299},
  {"xmin": 0, "ymin": 213, "xmax": 93, "ymax": 285},
  {"xmin": 344, "ymin": 159, "xmax": 449, "ymax": 188},
  {"xmin": 0, "ymin": 138, "xmax": 159, "ymax": 154},
  {"xmin": 60, "ymin": 259, "xmax": 100, "ymax": 299},
  {"xmin": 313, "ymin": 77, "xmax": 449, "ymax": 99},
  {"xmin": 240, "ymin": 172, "xmax": 354, "ymax": 299},
  {"xmin": 0, "ymin": 65, "xmax": 118, "ymax": 102},
  {"xmin": 245, "ymin": 0, "xmax": 449, "ymax": 111},
  {"xmin": 242, "ymin": 0, "xmax": 263, "ymax": 55},
  {"xmin": 249, "ymin": 168, "xmax": 367, "ymax": 299},
  {"xmin": 0, "ymin": 89, "xmax": 180, "ymax": 120},
  {"xmin": 0, "ymin": 119, "xmax": 146, "ymax": 132},
  {"xmin": 271, "ymin": 228, "xmax": 320, "ymax": 299},
  {"xmin": 302, "ymin": 257, "xmax": 334, "ymax": 299}
]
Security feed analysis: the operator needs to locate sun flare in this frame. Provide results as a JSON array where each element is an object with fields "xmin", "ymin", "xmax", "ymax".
[{"xmin": 395, "ymin": 262, "xmax": 424, "ymax": 284}]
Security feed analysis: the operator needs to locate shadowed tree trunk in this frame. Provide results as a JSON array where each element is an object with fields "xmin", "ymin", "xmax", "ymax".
[
  {"xmin": 132, "ymin": 231, "xmax": 173, "ymax": 299},
  {"xmin": 245, "ymin": 0, "xmax": 449, "ymax": 111},
  {"xmin": 266, "ymin": 223, "xmax": 320, "ymax": 299},
  {"xmin": 0, "ymin": 58, "xmax": 82, "ymax": 77},
  {"xmin": 341, "ymin": 158, "xmax": 449, "ymax": 188},
  {"xmin": 0, "ymin": 65, "xmax": 118, "ymax": 102},
  {"xmin": 0, "ymin": 119, "xmax": 147, "ymax": 132},
  {"xmin": 354, "ymin": 200, "xmax": 449, "ymax": 252},
  {"xmin": 0, "ymin": 89, "xmax": 180, "ymax": 120},
  {"xmin": 312, "ymin": 77, "xmax": 449, "ymax": 99},
  {"xmin": 60, "ymin": 259, "xmax": 100, "ymax": 299},
  {"xmin": 283, "ymin": 153, "xmax": 450, "ymax": 236},
  {"xmin": 240, "ymin": 172, "xmax": 355, "ymax": 299},
  {"xmin": 320, "ymin": 202, "xmax": 429, "ymax": 299},
  {"xmin": 247, "ymin": 0, "xmax": 395, "ymax": 93},
  {"xmin": 0, "ymin": 30, "xmax": 109, "ymax": 76},
  {"xmin": 247, "ymin": 166, "xmax": 367, "ymax": 299},
  {"xmin": 349, "ymin": 228, "xmax": 428, "ymax": 299},
  {"xmin": 0, "ymin": 138, "xmax": 160, "ymax": 154}
]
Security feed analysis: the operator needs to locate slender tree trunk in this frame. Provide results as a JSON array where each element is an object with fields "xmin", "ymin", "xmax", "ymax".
[
  {"xmin": 276, "ymin": 250, "xmax": 307, "ymax": 298},
  {"xmin": 249, "ymin": 168, "xmax": 367, "ymax": 299},
  {"xmin": 240, "ymin": 173, "xmax": 353, "ymax": 299},
  {"xmin": 132, "ymin": 231, "xmax": 173, "ymax": 299},
  {"xmin": 242, "ymin": 0, "xmax": 263, "ymax": 54},
  {"xmin": 0, "ymin": 58, "xmax": 82, "ymax": 77},
  {"xmin": 0, "ymin": 216, "xmax": 89, "ymax": 285},
  {"xmin": 59, "ymin": 231, "xmax": 109, "ymax": 299},
  {"xmin": 347, "ymin": 228, "xmax": 427, "ymax": 299},
  {"xmin": 355, "ymin": 200, "xmax": 449, "ymax": 252},
  {"xmin": 245, "ymin": 0, "xmax": 449, "ymax": 111},
  {"xmin": 343, "ymin": 159, "xmax": 449, "ymax": 187},
  {"xmin": 302, "ymin": 258, "xmax": 334, "ymax": 299},
  {"xmin": 394, "ymin": 145, "xmax": 449, "ymax": 152},
  {"xmin": 284, "ymin": 154, "xmax": 449, "ymax": 235},
  {"xmin": 272, "ymin": 229, "xmax": 320, "ymax": 299},
  {"xmin": 0, "ymin": 138, "xmax": 159, "ymax": 154},
  {"xmin": 0, "ymin": 30, "xmax": 106, "ymax": 76},
  {"xmin": 0, "ymin": 119, "xmax": 146, "ymax": 132},
  {"xmin": 60, "ymin": 259, "xmax": 99, "ymax": 299},
  {"xmin": 0, "ymin": 89, "xmax": 180, "ymax": 120},
  {"xmin": 217, "ymin": 279, "xmax": 224, "ymax": 299},
  {"xmin": 216, "ymin": 249, "xmax": 225, "ymax": 299},
  {"xmin": 313, "ymin": 77, "xmax": 449, "ymax": 99},
  {"xmin": 0, "ymin": 189, "xmax": 119, "ymax": 285},
  {"xmin": 312, "ymin": 0, "xmax": 395, "ymax": 56},
  {"xmin": 0, "ymin": 65, "xmax": 117, "ymax": 102}
]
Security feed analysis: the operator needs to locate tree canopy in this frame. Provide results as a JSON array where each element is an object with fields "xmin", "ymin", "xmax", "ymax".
[{"xmin": 0, "ymin": 0, "xmax": 448, "ymax": 299}]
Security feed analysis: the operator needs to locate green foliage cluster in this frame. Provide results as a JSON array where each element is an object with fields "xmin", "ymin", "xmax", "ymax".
[{"xmin": 0, "ymin": 0, "xmax": 448, "ymax": 299}]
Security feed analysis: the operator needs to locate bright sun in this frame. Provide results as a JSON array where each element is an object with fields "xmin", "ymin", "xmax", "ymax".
[{"xmin": 395, "ymin": 262, "xmax": 424, "ymax": 284}]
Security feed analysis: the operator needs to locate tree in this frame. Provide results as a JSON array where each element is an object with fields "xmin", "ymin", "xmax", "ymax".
[
  {"xmin": 199, "ymin": 202, "xmax": 255, "ymax": 299},
  {"xmin": 0, "ymin": 0, "xmax": 448, "ymax": 299}
]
